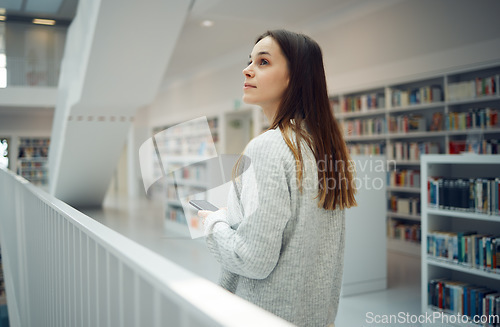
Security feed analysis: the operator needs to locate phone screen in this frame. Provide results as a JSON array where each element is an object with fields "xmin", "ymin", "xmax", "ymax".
[{"xmin": 189, "ymin": 200, "xmax": 219, "ymax": 211}]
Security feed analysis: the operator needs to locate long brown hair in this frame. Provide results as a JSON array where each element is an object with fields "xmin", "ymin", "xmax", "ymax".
[{"xmin": 238, "ymin": 30, "xmax": 357, "ymax": 210}]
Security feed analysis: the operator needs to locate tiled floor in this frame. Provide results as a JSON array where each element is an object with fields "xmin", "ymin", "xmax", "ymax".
[{"xmin": 83, "ymin": 194, "xmax": 422, "ymax": 327}]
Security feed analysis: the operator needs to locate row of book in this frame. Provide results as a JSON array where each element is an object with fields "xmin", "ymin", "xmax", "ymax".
[
  {"xmin": 176, "ymin": 165, "xmax": 207, "ymax": 182},
  {"xmin": 388, "ymin": 114, "xmax": 426, "ymax": 133},
  {"xmin": 428, "ymin": 278, "xmax": 500, "ymax": 324},
  {"xmin": 342, "ymin": 108, "xmax": 498, "ymax": 135},
  {"xmin": 347, "ymin": 143, "xmax": 385, "ymax": 155},
  {"xmin": 387, "ymin": 169, "xmax": 421, "ymax": 188},
  {"xmin": 18, "ymin": 161, "xmax": 46, "ymax": 168},
  {"xmin": 447, "ymin": 75, "xmax": 498, "ymax": 101},
  {"xmin": 391, "ymin": 85, "xmax": 443, "ymax": 107},
  {"xmin": 207, "ymin": 117, "xmax": 219, "ymax": 129},
  {"xmin": 341, "ymin": 118, "xmax": 386, "ymax": 137},
  {"xmin": 448, "ymin": 139, "xmax": 500, "ymax": 155},
  {"xmin": 427, "ymin": 231, "xmax": 500, "ymax": 271},
  {"xmin": 18, "ymin": 146, "xmax": 49, "ymax": 158},
  {"xmin": 427, "ymin": 177, "xmax": 500, "ymax": 215},
  {"xmin": 338, "ymin": 93, "xmax": 386, "ymax": 113},
  {"xmin": 19, "ymin": 138, "xmax": 50, "ymax": 147},
  {"xmin": 166, "ymin": 163, "xmax": 207, "ymax": 180},
  {"xmin": 388, "ymin": 195, "xmax": 420, "ymax": 216},
  {"xmin": 166, "ymin": 207, "xmax": 187, "ymax": 225},
  {"xmin": 19, "ymin": 170, "xmax": 47, "ymax": 179},
  {"xmin": 446, "ymin": 108, "xmax": 499, "ymax": 131},
  {"xmin": 387, "ymin": 221, "xmax": 421, "ymax": 242},
  {"xmin": 387, "ymin": 141, "xmax": 440, "ymax": 161}
]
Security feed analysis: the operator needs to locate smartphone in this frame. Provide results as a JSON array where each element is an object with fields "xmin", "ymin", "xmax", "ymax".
[{"xmin": 189, "ymin": 200, "xmax": 219, "ymax": 211}]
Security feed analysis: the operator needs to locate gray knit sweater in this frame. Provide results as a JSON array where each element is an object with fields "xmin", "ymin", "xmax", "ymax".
[{"xmin": 204, "ymin": 128, "xmax": 345, "ymax": 327}]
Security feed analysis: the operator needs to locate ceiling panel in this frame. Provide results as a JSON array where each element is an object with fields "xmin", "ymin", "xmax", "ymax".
[
  {"xmin": 2, "ymin": 0, "xmax": 23, "ymax": 11},
  {"xmin": 25, "ymin": 0, "xmax": 64, "ymax": 14}
]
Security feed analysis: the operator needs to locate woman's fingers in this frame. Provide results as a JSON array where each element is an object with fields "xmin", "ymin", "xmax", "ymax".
[{"xmin": 197, "ymin": 210, "xmax": 212, "ymax": 219}]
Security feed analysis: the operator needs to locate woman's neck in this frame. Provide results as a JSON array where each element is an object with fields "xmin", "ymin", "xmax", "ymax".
[{"xmin": 262, "ymin": 105, "xmax": 278, "ymax": 123}]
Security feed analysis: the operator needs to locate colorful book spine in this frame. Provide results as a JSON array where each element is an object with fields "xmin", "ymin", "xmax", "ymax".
[
  {"xmin": 427, "ymin": 177, "xmax": 500, "ymax": 215},
  {"xmin": 429, "ymin": 279, "xmax": 500, "ymax": 322},
  {"xmin": 428, "ymin": 231, "xmax": 500, "ymax": 273}
]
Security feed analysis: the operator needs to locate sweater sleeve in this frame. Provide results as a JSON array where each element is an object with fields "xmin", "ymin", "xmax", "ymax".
[{"xmin": 204, "ymin": 135, "xmax": 292, "ymax": 280}]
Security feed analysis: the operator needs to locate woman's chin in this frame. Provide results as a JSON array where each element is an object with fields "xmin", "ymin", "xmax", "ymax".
[{"xmin": 242, "ymin": 99, "xmax": 255, "ymax": 106}]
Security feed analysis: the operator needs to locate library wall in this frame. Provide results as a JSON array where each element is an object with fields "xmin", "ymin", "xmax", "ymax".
[
  {"xmin": 146, "ymin": 0, "xmax": 500, "ymax": 125},
  {"xmin": 318, "ymin": 0, "xmax": 500, "ymax": 93},
  {"xmin": 148, "ymin": 61, "xmax": 243, "ymax": 126},
  {"xmin": 0, "ymin": 110, "xmax": 53, "ymax": 135}
]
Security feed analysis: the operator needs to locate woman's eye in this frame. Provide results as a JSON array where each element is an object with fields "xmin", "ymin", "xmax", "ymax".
[
  {"xmin": 260, "ymin": 59, "xmax": 269, "ymax": 65},
  {"xmin": 247, "ymin": 61, "xmax": 252, "ymax": 66}
]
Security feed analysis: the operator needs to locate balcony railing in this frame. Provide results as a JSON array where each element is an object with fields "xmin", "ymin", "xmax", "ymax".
[
  {"xmin": 0, "ymin": 167, "xmax": 292, "ymax": 327},
  {"xmin": 1, "ymin": 56, "xmax": 61, "ymax": 88}
]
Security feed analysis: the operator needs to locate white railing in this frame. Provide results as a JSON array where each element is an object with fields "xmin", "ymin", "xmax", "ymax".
[
  {"xmin": 2, "ymin": 56, "xmax": 60, "ymax": 87},
  {"xmin": 0, "ymin": 167, "xmax": 293, "ymax": 327}
]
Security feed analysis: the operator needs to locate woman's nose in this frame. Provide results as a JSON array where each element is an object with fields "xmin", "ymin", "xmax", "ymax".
[{"xmin": 243, "ymin": 65, "xmax": 254, "ymax": 78}]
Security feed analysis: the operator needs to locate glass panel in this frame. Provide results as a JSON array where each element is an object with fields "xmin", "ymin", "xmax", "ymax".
[{"xmin": 0, "ymin": 138, "xmax": 9, "ymax": 169}]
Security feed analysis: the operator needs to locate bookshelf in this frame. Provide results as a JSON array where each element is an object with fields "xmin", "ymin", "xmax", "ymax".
[
  {"xmin": 343, "ymin": 155, "xmax": 387, "ymax": 295},
  {"xmin": 332, "ymin": 63, "xmax": 500, "ymax": 256},
  {"xmin": 151, "ymin": 116, "xmax": 221, "ymax": 238},
  {"xmin": 16, "ymin": 137, "xmax": 50, "ymax": 186},
  {"xmin": 150, "ymin": 110, "xmax": 268, "ymax": 238},
  {"xmin": 421, "ymin": 154, "xmax": 500, "ymax": 325}
]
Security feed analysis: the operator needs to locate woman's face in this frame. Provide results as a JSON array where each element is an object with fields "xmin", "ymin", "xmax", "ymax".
[{"xmin": 242, "ymin": 36, "xmax": 289, "ymax": 113}]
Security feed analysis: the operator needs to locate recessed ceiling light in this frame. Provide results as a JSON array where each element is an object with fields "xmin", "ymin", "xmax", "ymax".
[
  {"xmin": 0, "ymin": 16, "xmax": 5, "ymax": 21},
  {"xmin": 33, "ymin": 18, "xmax": 56, "ymax": 25},
  {"xmin": 201, "ymin": 20, "xmax": 214, "ymax": 27}
]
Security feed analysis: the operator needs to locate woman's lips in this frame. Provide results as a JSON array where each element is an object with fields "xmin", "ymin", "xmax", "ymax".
[{"xmin": 244, "ymin": 83, "xmax": 256, "ymax": 89}]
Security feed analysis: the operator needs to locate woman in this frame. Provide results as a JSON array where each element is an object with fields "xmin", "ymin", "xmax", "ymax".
[{"xmin": 199, "ymin": 30, "xmax": 357, "ymax": 327}]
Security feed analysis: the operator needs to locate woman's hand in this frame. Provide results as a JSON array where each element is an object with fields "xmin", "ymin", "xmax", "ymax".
[
  {"xmin": 198, "ymin": 207, "xmax": 228, "ymax": 225},
  {"xmin": 197, "ymin": 210, "xmax": 213, "ymax": 221}
]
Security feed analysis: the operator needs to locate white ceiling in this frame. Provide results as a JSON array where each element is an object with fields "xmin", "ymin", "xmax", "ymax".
[
  {"xmin": 162, "ymin": 0, "xmax": 399, "ymax": 87},
  {"xmin": 1, "ymin": 0, "xmax": 78, "ymax": 21},
  {"xmin": 0, "ymin": 0, "xmax": 403, "ymax": 91}
]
